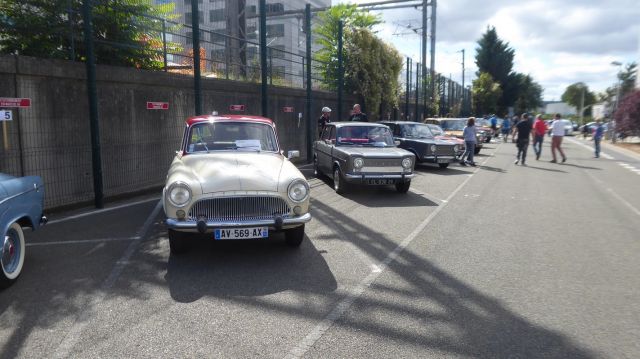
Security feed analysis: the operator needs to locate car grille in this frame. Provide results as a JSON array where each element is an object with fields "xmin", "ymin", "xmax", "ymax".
[
  {"xmin": 188, "ymin": 196, "xmax": 290, "ymax": 221},
  {"xmin": 434, "ymin": 145, "xmax": 455, "ymax": 156},
  {"xmin": 364, "ymin": 158, "xmax": 402, "ymax": 167}
]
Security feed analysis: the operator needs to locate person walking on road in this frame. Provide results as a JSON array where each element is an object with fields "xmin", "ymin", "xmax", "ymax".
[
  {"xmin": 550, "ymin": 113, "xmax": 567, "ymax": 163},
  {"xmin": 532, "ymin": 114, "xmax": 548, "ymax": 160},
  {"xmin": 501, "ymin": 114, "xmax": 511, "ymax": 142},
  {"xmin": 317, "ymin": 106, "xmax": 332, "ymax": 137},
  {"xmin": 460, "ymin": 117, "xmax": 477, "ymax": 167},
  {"xmin": 593, "ymin": 119, "xmax": 604, "ymax": 158},
  {"xmin": 513, "ymin": 113, "xmax": 533, "ymax": 165},
  {"xmin": 348, "ymin": 104, "xmax": 368, "ymax": 122}
]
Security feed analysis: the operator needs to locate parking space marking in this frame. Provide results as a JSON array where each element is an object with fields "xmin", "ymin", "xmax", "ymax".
[
  {"xmin": 53, "ymin": 200, "xmax": 163, "ymax": 358},
  {"xmin": 617, "ymin": 162, "xmax": 640, "ymax": 176},
  {"xmin": 284, "ymin": 144, "xmax": 501, "ymax": 359},
  {"xmin": 583, "ymin": 170, "xmax": 640, "ymax": 218},
  {"xmin": 47, "ymin": 197, "xmax": 160, "ymax": 225},
  {"xmin": 26, "ymin": 237, "xmax": 137, "ymax": 247}
]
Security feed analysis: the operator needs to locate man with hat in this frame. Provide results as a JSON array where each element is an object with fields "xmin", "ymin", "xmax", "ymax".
[{"xmin": 318, "ymin": 106, "xmax": 332, "ymax": 137}]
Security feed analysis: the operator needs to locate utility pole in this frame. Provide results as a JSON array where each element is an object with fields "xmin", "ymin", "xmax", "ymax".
[
  {"xmin": 429, "ymin": 0, "xmax": 436, "ymax": 114},
  {"xmin": 405, "ymin": 57, "xmax": 411, "ymax": 120},
  {"xmin": 191, "ymin": 0, "xmax": 202, "ymax": 115},
  {"xmin": 421, "ymin": 0, "xmax": 428, "ymax": 118},
  {"xmin": 414, "ymin": 62, "xmax": 420, "ymax": 122}
]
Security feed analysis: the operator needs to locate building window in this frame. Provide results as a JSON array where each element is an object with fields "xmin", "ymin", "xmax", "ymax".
[
  {"xmin": 272, "ymin": 66, "xmax": 285, "ymax": 77},
  {"xmin": 185, "ymin": 11, "xmax": 204, "ymax": 25},
  {"xmin": 210, "ymin": 9, "xmax": 224, "ymax": 22},
  {"xmin": 246, "ymin": 5, "xmax": 257, "ymax": 15},
  {"xmin": 270, "ymin": 45, "xmax": 285, "ymax": 59},
  {"xmin": 211, "ymin": 30, "xmax": 227, "ymax": 43},
  {"xmin": 266, "ymin": 3, "xmax": 284, "ymax": 14},
  {"xmin": 266, "ymin": 24, "xmax": 285, "ymax": 38}
]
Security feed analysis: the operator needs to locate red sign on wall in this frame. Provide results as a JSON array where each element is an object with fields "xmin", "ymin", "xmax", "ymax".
[
  {"xmin": 229, "ymin": 105, "xmax": 245, "ymax": 111},
  {"xmin": 146, "ymin": 102, "xmax": 169, "ymax": 110},
  {"xmin": 283, "ymin": 106, "xmax": 294, "ymax": 113},
  {"xmin": 0, "ymin": 98, "xmax": 31, "ymax": 108}
]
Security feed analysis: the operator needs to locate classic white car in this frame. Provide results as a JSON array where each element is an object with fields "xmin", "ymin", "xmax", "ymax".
[{"xmin": 163, "ymin": 114, "xmax": 311, "ymax": 253}]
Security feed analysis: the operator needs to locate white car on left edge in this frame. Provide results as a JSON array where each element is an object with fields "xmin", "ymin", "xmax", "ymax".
[{"xmin": 163, "ymin": 114, "xmax": 311, "ymax": 253}]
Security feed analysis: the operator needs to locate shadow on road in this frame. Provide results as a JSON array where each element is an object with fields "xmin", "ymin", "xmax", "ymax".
[
  {"xmin": 524, "ymin": 165, "xmax": 568, "ymax": 173},
  {"xmin": 560, "ymin": 163, "xmax": 602, "ymax": 170}
]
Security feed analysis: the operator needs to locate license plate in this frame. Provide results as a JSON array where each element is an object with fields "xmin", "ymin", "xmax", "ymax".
[
  {"xmin": 214, "ymin": 227, "xmax": 269, "ymax": 240},
  {"xmin": 367, "ymin": 179, "xmax": 395, "ymax": 185},
  {"xmin": 437, "ymin": 159, "xmax": 450, "ymax": 163}
]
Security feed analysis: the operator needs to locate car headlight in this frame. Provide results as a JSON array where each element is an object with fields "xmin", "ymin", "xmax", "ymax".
[
  {"xmin": 353, "ymin": 157, "xmax": 364, "ymax": 170},
  {"xmin": 288, "ymin": 179, "xmax": 309, "ymax": 202},
  {"xmin": 430, "ymin": 144, "xmax": 437, "ymax": 153},
  {"xmin": 453, "ymin": 145, "xmax": 459, "ymax": 153},
  {"xmin": 167, "ymin": 182, "xmax": 192, "ymax": 207},
  {"xmin": 402, "ymin": 157, "xmax": 413, "ymax": 169}
]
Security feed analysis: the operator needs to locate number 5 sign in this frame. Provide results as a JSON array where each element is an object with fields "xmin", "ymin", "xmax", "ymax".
[{"xmin": 0, "ymin": 110, "xmax": 12, "ymax": 121}]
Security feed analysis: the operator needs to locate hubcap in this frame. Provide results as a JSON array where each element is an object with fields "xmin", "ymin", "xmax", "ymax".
[
  {"xmin": 2, "ymin": 231, "xmax": 20, "ymax": 274},
  {"xmin": 334, "ymin": 170, "xmax": 339, "ymax": 189}
]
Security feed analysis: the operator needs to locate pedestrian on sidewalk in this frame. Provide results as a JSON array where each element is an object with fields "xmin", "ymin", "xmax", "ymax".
[
  {"xmin": 532, "ymin": 114, "xmax": 548, "ymax": 160},
  {"xmin": 348, "ymin": 104, "xmax": 368, "ymax": 122},
  {"xmin": 460, "ymin": 117, "xmax": 477, "ymax": 166},
  {"xmin": 550, "ymin": 113, "xmax": 567, "ymax": 163},
  {"xmin": 317, "ymin": 106, "xmax": 332, "ymax": 137},
  {"xmin": 513, "ymin": 113, "xmax": 533, "ymax": 165},
  {"xmin": 593, "ymin": 119, "xmax": 605, "ymax": 158}
]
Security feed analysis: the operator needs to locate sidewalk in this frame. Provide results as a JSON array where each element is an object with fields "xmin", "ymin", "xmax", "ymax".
[{"xmin": 572, "ymin": 135, "xmax": 640, "ymax": 161}]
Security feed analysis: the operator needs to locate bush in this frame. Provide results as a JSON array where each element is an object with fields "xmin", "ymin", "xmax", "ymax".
[{"xmin": 614, "ymin": 90, "xmax": 640, "ymax": 137}]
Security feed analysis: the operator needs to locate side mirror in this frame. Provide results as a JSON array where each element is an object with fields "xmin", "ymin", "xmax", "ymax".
[
  {"xmin": 287, "ymin": 150, "xmax": 300, "ymax": 159},
  {"xmin": 394, "ymin": 140, "xmax": 401, "ymax": 146}
]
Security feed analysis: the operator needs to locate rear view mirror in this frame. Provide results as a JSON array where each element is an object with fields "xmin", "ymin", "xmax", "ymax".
[{"xmin": 287, "ymin": 150, "xmax": 300, "ymax": 159}]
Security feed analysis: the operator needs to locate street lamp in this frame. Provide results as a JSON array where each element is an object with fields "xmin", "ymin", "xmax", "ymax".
[{"xmin": 611, "ymin": 61, "xmax": 623, "ymax": 143}]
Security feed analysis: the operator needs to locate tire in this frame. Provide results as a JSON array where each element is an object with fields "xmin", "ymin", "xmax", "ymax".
[
  {"xmin": 1, "ymin": 222, "xmax": 26, "ymax": 289},
  {"xmin": 333, "ymin": 167, "xmax": 348, "ymax": 194},
  {"xmin": 168, "ymin": 229, "xmax": 188, "ymax": 254},
  {"xmin": 284, "ymin": 225, "xmax": 305, "ymax": 247},
  {"xmin": 395, "ymin": 181, "xmax": 411, "ymax": 194},
  {"xmin": 438, "ymin": 163, "xmax": 449, "ymax": 169},
  {"xmin": 474, "ymin": 147, "xmax": 481, "ymax": 155},
  {"xmin": 313, "ymin": 156, "xmax": 323, "ymax": 178}
]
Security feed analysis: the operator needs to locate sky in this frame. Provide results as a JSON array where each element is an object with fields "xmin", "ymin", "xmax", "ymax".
[{"xmin": 334, "ymin": 0, "xmax": 640, "ymax": 101}]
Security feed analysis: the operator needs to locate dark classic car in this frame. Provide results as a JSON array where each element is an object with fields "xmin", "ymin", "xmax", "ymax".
[
  {"xmin": 425, "ymin": 118, "xmax": 484, "ymax": 154},
  {"xmin": 381, "ymin": 121, "xmax": 459, "ymax": 169},
  {"xmin": 425, "ymin": 124, "xmax": 465, "ymax": 157},
  {"xmin": 1, "ymin": 173, "xmax": 47, "ymax": 288},
  {"xmin": 313, "ymin": 122, "xmax": 415, "ymax": 194}
]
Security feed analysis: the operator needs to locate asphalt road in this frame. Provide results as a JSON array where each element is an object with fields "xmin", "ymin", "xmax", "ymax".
[{"xmin": 1, "ymin": 135, "xmax": 639, "ymax": 358}]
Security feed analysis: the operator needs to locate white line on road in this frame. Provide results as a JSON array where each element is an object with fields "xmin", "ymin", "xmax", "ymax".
[
  {"xmin": 284, "ymin": 145, "xmax": 499, "ymax": 359},
  {"xmin": 26, "ymin": 237, "xmax": 137, "ymax": 247},
  {"xmin": 566, "ymin": 137, "xmax": 614, "ymax": 159},
  {"xmin": 583, "ymin": 171, "xmax": 640, "ymax": 218},
  {"xmin": 53, "ymin": 200, "xmax": 163, "ymax": 358},
  {"xmin": 47, "ymin": 197, "xmax": 160, "ymax": 225}
]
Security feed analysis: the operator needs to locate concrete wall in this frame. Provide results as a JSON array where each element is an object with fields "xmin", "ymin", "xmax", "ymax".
[{"xmin": 0, "ymin": 55, "xmax": 353, "ymax": 209}]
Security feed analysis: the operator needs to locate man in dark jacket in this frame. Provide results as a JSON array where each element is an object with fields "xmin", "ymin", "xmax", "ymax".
[
  {"xmin": 348, "ymin": 104, "xmax": 368, "ymax": 122},
  {"xmin": 317, "ymin": 106, "xmax": 332, "ymax": 137},
  {"xmin": 513, "ymin": 113, "xmax": 533, "ymax": 166}
]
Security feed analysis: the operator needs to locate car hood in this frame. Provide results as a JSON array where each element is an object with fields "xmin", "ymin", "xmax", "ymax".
[
  {"xmin": 403, "ymin": 138, "xmax": 455, "ymax": 146},
  {"xmin": 337, "ymin": 146, "xmax": 412, "ymax": 158},
  {"xmin": 179, "ymin": 153, "xmax": 284, "ymax": 193}
]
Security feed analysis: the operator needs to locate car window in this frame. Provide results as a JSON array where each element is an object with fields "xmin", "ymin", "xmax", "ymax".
[
  {"xmin": 402, "ymin": 124, "xmax": 434, "ymax": 139},
  {"xmin": 186, "ymin": 122, "xmax": 278, "ymax": 153},
  {"xmin": 428, "ymin": 124, "xmax": 444, "ymax": 136},
  {"xmin": 439, "ymin": 120, "xmax": 465, "ymax": 131},
  {"xmin": 336, "ymin": 126, "xmax": 394, "ymax": 147}
]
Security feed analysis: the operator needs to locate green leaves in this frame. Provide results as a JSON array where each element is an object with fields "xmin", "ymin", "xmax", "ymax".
[
  {"xmin": 561, "ymin": 83, "xmax": 596, "ymax": 115},
  {"xmin": 472, "ymin": 72, "xmax": 502, "ymax": 115}
]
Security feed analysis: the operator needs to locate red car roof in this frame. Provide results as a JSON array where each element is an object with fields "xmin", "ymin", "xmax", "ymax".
[{"xmin": 186, "ymin": 114, "xmax": 274, "ymax": 126}]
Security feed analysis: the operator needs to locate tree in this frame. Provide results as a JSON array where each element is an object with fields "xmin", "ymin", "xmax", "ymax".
[
  {"xmin": 0, "ymin": 0, "xmax": 178, "ymax": 70},
  {"xmin": 472, "ymin": 72, "xmax": 502, "ymax": 115},
  {"xmin": 614, "ymin": 90, "xmax": 640, "ymax": 137},
  {"xmin": 314, "ymin": 4, "xmax": 381, "ymax": 91},
  {"xmin": 561, "ymin": 82, "xmax": 596, "ymax": 116},
  {"xmin": 514, "ymin": 74, "xmax": 543, "ymax": 114},
  {"xmin": 475, "ymin": 26, "xmax": 514, "ymax": 89},
  {"xmin": 601, "ymin": 62, "xmax": 638, "ymax": 108}
]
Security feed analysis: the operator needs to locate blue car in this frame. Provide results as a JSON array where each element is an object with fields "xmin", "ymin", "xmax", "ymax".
[{"xmin": 1, "ymin": 173, "xmax": 47, "ymax": 288}]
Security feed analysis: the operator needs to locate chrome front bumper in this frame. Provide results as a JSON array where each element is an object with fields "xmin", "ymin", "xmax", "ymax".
[
  {"xmin": 166, "ymin": 213, "xmax": 311, "ymax": 233},
  {"xmin": 344, "ymin": 173, "xmax": 414, "ymax": 183},
  {"xmin": 422, "ymin": 155, "xmax": 456, "ymax": 162}
]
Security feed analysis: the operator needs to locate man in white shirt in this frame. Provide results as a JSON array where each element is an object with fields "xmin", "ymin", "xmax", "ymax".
[{"xmin": 550, "ymin": 113, "xmax": 567, "ymax": 163}]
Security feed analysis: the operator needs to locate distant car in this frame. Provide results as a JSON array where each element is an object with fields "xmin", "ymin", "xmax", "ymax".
[
  {"xmin": 572, "ymin": 121, "xmax": 580, "ymax": 131},
  {"xmin": 425, "ymin": 124, "xmax": 465, "ymax": 157},
  {"xmin": 475, "ymin": 118, "xmax": 494, "ymax": 142},
  {"xmin": 381, "ymin": 121, "xmax": 459, "ymax": 169},
  {"xmin": 163, "ymin": 114, "xmax": 311, "ymax": 253},
  {"xmin": 425, "ymin": 118, "xmax": 484, "ymax": 154},
  {"xmin": 548, "ymin": 119, "xmax": 573, "ymax": 136},
  {"xmin": 1, "ymin": 173, "xmax": 47, "ymax": 288},
  {"xmin": 314, "ymin": 122, "xmax": 415, "ymax": 194}
]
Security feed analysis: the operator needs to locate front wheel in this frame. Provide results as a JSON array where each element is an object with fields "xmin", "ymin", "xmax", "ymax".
[
  {"xmin": 1, "ymin": 222, "xmax": 26, "ymax": 289},
  {"xmin": 333, "ymin": 167, "xmax": 349, "ymax": 194},
  {"xmin": 438, "ymin": 163, "xmax": 449, "ymax": 169},
  {"xmin": 395, "ymin": 181, "xmax": 411, "ymax": 194},
  {"xmin": 284, "ymin": 225, "xmax": 305, "ymax": 247},
  {"xmin": 168, "ymin": 229, "xmax": 188, "ymax": 254}
]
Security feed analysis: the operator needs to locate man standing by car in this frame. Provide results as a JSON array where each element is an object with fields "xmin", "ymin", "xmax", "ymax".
[
  {"xmin": 318, "ymin": 107, "xmax": 332, "ymax": 137},
  {"xmin": 550, "ymin": 113, "xmax": 567, "ymax": 163},
  {"xmin": 532, "ymin": 114, "xmax": 548, "ymax": 160},
  {"xmin": 348, "ymin": 104, "xmax": 368, "ymax": 122},
  {"xmin": 513, "ymin": 113, "xmax": 533, "ymax": 166},
  {"xmin": 592, "ymin": 119, "xmax": 604, "ymax": 158}
]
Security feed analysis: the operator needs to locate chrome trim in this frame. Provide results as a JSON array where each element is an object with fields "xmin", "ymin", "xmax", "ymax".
[
  {"xmin": 167, "ymin": 213, "xmax": 311, "ymax": 232},
  {"xmin": 345, "ymin": 173, "xmax": 415, "ymax": 179},
  {"xmin": 359, "ymin": 166, "xmax": 403, "ymax": 173},
  {"xmin": 187, "ymin": 195, "xmax": 291, "ymax": 221},
  {"xmin": 0, "ymin": 186, "xmax": 41, "ymax": 206}
]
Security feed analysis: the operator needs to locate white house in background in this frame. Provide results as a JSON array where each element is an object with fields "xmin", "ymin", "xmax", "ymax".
[{"xmin": 540, "ymin": 101, "xmax": 576, "ymax": 116}]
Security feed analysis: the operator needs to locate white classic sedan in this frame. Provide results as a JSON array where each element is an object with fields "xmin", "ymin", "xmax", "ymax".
[{"xmin": 163, "ymin": 114, "xmax": 311, "ymax": 253}]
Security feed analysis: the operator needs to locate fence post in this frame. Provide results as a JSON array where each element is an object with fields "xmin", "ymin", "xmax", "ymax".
[
  {"xmin": 68, "ymin": 0, "xmax": 75, "ymax": 61},
  {"xmin": 162, "ymin": 19, "xmax": 168, "ymax": 72},
  {"xmin": 225, "ymin": 36, "xmax": 230, "ymax": 80},
  {"xmin": 405, "ymin": 57, "xmax": 410, "ymax": 120},
  {"xmin": 414, "ymin": 62, "xmax": 419, "ymax": 122},
  {"xmin": 305, "ymin": 4, "xmax": 312, "ymax": 163},
  {"xmin": 337, "ymin": 20, "xmax": 344, "ymax": 121},
  {"xmin": 259, "ymin": 0, "xmax": 268, "ymax": 117},
  {"xmin": 191, "ymin": 0, "xmax": 202, "ymax": 115},
  {"xmin": 81, "ymin": 0, "xmax": 103, "ymax": 208},
  {"xmin": 269, "ymin": 48, "xmax": 273, "ymax": 85}
]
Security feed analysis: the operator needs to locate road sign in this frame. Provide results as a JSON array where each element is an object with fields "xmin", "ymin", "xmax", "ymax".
[
  {"xmin": 0, "ymin": 98, "xmax": 31, "ymax": 108},
  {"xmin": 229, "ymin": 105, "xmax": 245, "ymax": 111},
  {"xmin": 146, "ymin": 102, "xmax": 169, "ymax": 110},
  {"xmin": 0, "ymin": 110, "xmax": 12, "ymax": 121},
  {"xmin": 283, "ymin": 106, "xmax": 294, "ymax": 113}
]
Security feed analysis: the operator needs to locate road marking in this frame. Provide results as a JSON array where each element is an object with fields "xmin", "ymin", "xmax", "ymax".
[
  {"xmin": 566, "ymin": 137, "xmax": 613, "ymax": 159},
  {"xmin": 47, "ymin": 197, "xmax": 160, "ymax": 225},
  {"xmin": 617, "ymin": 162, "xmax": 640, "ymax": 175},
  {"xmin": 583, "ymin": 171, "xmax": 640, "ymax": 218},
  {"xmin": 284, "ymin": 145, "xmax": 500, "ymax": 359},
  {"xmin": 53, "ymin": 200, "xmax": 162, "ymax": 358},
  {"xmin": 26, "ymin": 237, "xmax": 137, "ymax": 247}
]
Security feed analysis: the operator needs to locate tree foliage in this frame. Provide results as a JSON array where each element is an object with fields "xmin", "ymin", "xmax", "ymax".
[
  {"xmin": 614, "ymin": 90, "xmax": 640, "ymax": 137},
  {"xmin": 513, "ymin": 74, "xmax": 543, "ymax": 114},
  {"xmin": 472, "ymin": 72, "xmax": 502, "ymax": 115},
  {"xmin": 0, "ymin": 0, "xmax": 179, "ymax": 70},
  {"xmin": 561, "ymin": 82, "xmax": 596, "ymax": 115},
  {"xmin": 601, "ymin": 62, "xmax": 637, "ymax": 108}
]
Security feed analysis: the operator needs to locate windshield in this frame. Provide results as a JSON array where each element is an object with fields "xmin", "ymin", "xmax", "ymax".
[
  {"xmin": 186, "ymin": 122, "xmax": 278, "ymax": 153},
  {"xmin": 439, "ymin": 120, "xmax": 466, "ymax": 131},
  {"xmin": 427, "ymin": 124, "xmax": 444, "ymax": 136},
  {"xmin": 402, "ymin": 123, "xmax": 434, "ymax": 139},
  {"xmin": 336, "ymin": 126, "xmax": 395, "ymax": 147}
]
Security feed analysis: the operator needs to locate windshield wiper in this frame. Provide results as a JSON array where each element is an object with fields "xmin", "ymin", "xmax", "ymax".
[{"xmin": 223, "ymin": 145, "xmax": 261, "ymax": 152}]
